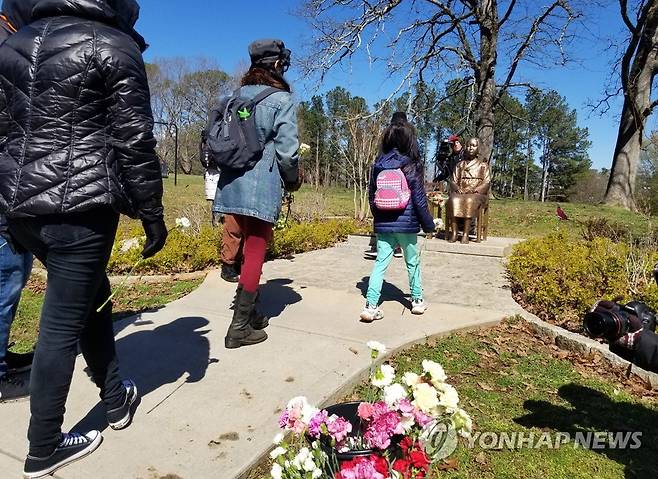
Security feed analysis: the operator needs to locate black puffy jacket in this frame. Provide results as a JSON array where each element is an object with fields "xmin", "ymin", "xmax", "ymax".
[{"xmin": 0, "ymin": 0, "xmax": 163, "ymax": 222}]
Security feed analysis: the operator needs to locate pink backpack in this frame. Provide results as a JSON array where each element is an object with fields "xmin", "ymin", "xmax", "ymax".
[{"xmin": 374, "ymin": 168, "xmax": 411, "ymax": 210}]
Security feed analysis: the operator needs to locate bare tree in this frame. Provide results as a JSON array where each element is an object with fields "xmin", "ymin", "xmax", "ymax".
[
  {"xmin": 604, "ymin": 0, "xmax": 658, "ymax": 210},
  {"xmin": 299, "ymin": 0, "xmax": 579, "ymax": 161}
]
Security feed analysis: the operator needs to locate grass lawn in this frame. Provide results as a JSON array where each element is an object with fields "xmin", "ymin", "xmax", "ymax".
[
  {"xmin": 487, "ymin": 199, "xmax": 651, "ymax": 239},
  {"xmin": 8, "ymin": 276, "xmax": 202, "ymax": 353},
  {"xmin": 248, "ymin": 319, "xmax": 658, "ymax": 479}
]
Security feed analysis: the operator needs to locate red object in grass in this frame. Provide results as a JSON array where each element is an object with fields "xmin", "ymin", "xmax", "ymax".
[{"xmin": 556, "ymin": 205, "xmax": 569, "ymax": 221}]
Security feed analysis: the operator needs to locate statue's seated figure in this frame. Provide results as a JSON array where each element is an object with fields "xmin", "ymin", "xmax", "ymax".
[{"xmin": 447, "ymin": 137, "xmax": 490, "ymax": 243}]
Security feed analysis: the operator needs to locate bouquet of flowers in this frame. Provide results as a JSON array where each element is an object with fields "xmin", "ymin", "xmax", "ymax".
[{"xmin": 270, "ymin": 342, "xmax": 472, "ymax": 479}]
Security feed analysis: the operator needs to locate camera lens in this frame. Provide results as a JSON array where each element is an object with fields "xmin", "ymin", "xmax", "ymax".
[
  {"xmin": 583, "ymin": 310, "xmax": 628, "ymax": 340},
  {"xmin": 583, "ymin": 311, "xmax": 609, "ymax": 338}
]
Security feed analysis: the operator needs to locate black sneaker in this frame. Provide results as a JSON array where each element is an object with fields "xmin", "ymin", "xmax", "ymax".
[
  {"xmin": 0, "ymin": 373, "xmax": 29, "ymax": 401},
  {"xmin": 221, "ymin": 263, "xmax": 239, "ymax": 283},
  {"xmin": 23, "ymin": 430, "xmax": 102, "ymax": 478},
  {"xmin": 6, "ymin": 350, "xmax": 34, "ymax": 374},
  {"xmin": 107, "ymin": 379, "xmax": 138, "ymax": 430}
]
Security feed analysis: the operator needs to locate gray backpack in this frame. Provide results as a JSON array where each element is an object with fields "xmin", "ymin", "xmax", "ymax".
[{"xmin": 206, "ymin": 87, "xmax": 281, "ymax": 171}]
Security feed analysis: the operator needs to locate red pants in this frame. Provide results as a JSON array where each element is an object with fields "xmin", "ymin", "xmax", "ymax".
[{"xmin": 233, "ymin": 215, "xmax": 273, "ymax": 293}]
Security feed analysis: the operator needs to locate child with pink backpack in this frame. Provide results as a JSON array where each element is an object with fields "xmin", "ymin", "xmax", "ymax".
[{"xmin": 360, "ymin": 113, "xmax": 435, "ymax": 322}]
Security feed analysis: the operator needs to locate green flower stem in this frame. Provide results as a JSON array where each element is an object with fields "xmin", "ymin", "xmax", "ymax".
[{"xmin": 96, "ymin": 257, "xmax": 143, "ymax": 313}]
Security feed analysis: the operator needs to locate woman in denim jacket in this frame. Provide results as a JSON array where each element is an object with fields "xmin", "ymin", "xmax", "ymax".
[{"xmin": 214, "ymin": 39, "xmax": 300, "ymax": 349}]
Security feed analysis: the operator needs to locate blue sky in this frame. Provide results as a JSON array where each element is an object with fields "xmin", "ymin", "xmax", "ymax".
[{"xmin": 135, "ymin": 0, "xmax": 640, "ymax": 171}]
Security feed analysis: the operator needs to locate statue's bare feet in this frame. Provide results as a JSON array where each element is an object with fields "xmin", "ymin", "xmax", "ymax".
[{"xmin": 461, "ymin": 234, "xmax": 469, "ymax": 244}]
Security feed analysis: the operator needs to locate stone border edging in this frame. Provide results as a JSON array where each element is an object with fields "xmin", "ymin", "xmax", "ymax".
[
  {"xmin": 518, "ymin": 311, "xmax": 658, "ymax": 389},
  {"xmin": 235, "ymin": 318, "xmax": 502, "ymax": 479},
  {"xmin": 32, "ymin": 267, "xmax": 209, "ymax": 285}
]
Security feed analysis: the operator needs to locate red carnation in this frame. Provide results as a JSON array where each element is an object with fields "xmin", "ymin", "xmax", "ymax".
[
  {"xmin": 393, "ymin": 458, "xmax": 411, "ymax": 478},
  {"xmin": 372, "ymin": 454, "xmax": 389, "ymax": 475},
  {"xmin": 409, "ymin": 449, "xmax": 430, "ymax": 470}
]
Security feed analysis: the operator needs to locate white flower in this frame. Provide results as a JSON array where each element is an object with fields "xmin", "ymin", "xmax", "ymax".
[
  {"xmin": 383, "ymin": 383, "xmax": 407, "ymax": 406},
  {"xmin": 371, "ymin": 364, "xmax": 395, "ymax": 388},
  {"xmin": 271, "ymin": 463, "xmax": 283, "ymax": 479},
  {"xmin": 412, "ymin": 382, "xmax": 440, "ymax": 414},
  {"xmin": 299, "ymin": 143, "xmax": 311, "ymax": 155},
  {"xmin": 270, "ymin": 446, "xmax": 286, "ymax": 459},
  {"xmin": 175, "ymin": 217, "xmax": 191, "ymax": 228},
  {"xmin": 422, "ymin": 360, "xmax": 447, "ymax": 385},
  {"xmin": 434, "ymin": 218, "xmax": 444, "ymax": 229},
  {"xmin": 367, "ymin": 340, "xmax": 386, "ymax": 359},
  {"xmin": 312, "ymin": 469, "xmax": 322, "ymax": 478},
  {"xmin": 273, "ymin": 432, "xmax": 284, "ymax": 445},
  {"xmin": 452, "ymin": 408, "xmax": 473, "ymax": 437},
  {"xmin": 119, "ymin": 237, "xmax": 140, "ymax": 253},
  {"xmin": 303, "ymin": 457, "xmax": 317, "ymax": 472},
  {"xmin": 402, "ymin": 372, "xmax": 421, "ymax": 387},
  {"xmin": 437, "ymin": 383, "xmax": 460, "ymax": 411}
]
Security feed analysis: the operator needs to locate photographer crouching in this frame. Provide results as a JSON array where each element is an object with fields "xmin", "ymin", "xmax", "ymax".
[{"xmin": 584, "ymin": 266, "xmax": 658, "ymax": 373}]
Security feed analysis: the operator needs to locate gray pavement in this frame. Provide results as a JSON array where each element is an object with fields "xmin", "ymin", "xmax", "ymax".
[{"xmin": 0, "ymin": 236, "xmax": 524, "ymax": 479}]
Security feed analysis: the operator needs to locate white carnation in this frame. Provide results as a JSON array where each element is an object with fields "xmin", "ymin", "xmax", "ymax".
[
  {"xmin": 371, "ymin": 364, "xmax": 395, "ymax": 388},
  {"xmin": 383, "ymin": 383, "xmax": 408, "ymax": 406},
  {"xmin": 270, "ymin": 446, "xmax": 286, "ymax": 459}
]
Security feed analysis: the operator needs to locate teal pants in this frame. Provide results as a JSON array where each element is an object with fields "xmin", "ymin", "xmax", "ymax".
[{"xmin": 366, "ymin": 233, "xmax": 423, "ymax": 306}]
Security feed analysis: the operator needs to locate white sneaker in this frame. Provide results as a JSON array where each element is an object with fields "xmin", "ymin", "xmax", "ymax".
[
  {"xmin": 364, "ymin": 250, "xmax": 377, "ymax": 259},
  {"xmin": 360, "ymin": 304, "xmax": 384, "ymax": 322},
  {"xmin": 411, "ymin": 298, "xmax": 428, "ymax": 315},
  {"xmin": 393, "ymin": 247, "xmax": 403, "ymax": 258}
]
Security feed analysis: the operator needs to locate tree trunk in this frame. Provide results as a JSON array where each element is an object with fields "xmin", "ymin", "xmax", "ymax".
[
  {"xmin": 315, "ymin": 130, "xmax": 320, "ymax": 189},
  {"xmin": 524, "ymin": 134, "xmax": 531, "ymax": 201},
  {"xmin": 475, "ymin": 0, "xmax": 498, "ymax": 163},
  {"xmin": 605, "ymin": 0, "xmax": 658, "ymax": 210},
  {"xmin": 604, "ymin": 96, "xmax": 645, "ymax": 210}
]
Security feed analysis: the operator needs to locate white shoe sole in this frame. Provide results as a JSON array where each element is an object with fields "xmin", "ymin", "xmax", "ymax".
[
  {"xmin": 360, "ymin": 311, "xmax": 384, "ymax": 322},
  {"xmin": 24, "ymin": 433, "xmax": 103, "ymax": 479},
  {"xmin": 108, "ymin": 384, "xmax": 138, "ymax": 430},
  {"xmin": 411, "ymin": 304, "xmax": 428, "ymax": 315}
]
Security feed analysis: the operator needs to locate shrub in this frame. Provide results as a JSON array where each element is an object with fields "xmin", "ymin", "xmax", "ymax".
[
  {"xmin": 507, "ymin": 232, "xmax": 631, "ymax": 329},
  {"xmin": 268, "ymin": 218, "xmax": 364, "ymax": 259},
  {"xmin": 107, "ymin": 218, "xmax": 365, "ymax": 274},
  {"xmin": 580, "ymin": 217, "xmax": 632, "ymax": 243},
  {"xmin": 508, "ymin": 231, "xmax": 658, "ymax": 332}
]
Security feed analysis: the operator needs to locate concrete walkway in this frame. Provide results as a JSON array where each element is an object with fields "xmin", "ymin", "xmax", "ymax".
[{"xmin": 0, "ymin": 236, "xmax": 525, "ymax": 479}]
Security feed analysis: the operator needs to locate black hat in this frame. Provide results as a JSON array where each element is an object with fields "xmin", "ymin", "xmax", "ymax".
[
  {"xmin": 248, "ymin": 39, "xmax": 291, "ymax": 68},
  {"xmin": 390, "ymin": 111, "xmax": 408, "ymax": 125}
]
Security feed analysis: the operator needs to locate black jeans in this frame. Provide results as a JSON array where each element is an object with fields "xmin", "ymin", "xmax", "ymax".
[{"xmin": 9, "ymin": 208, "xmax": 125, "ymax": 457}]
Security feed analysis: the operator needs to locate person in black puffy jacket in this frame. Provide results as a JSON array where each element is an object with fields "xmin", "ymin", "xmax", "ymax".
[{"xmin": 0, "ymin": 1, "xmax": 167, "ymax": 476}]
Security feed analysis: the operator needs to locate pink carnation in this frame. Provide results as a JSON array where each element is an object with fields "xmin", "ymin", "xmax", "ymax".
[
  {"xmin": 308, "ymin": 410, "xmax": 329, "ymax": 438},
  {"xmin": 327, "ymin": 415, "xmax": 353, "ymax": 443},
  {"xmin": 363, "ymin": 401, "xmax": 404, "ymax": 450},
  {"xmin": 278, "ymin": 401, "xmax": 308, "ymax": 434},
  {"xmin": 336, "ymin": 456, "xmax": 387, "ymax": 479},
  {"xmin": 357, "ymin": 402, "xmax": 375, "ymax": 420}
]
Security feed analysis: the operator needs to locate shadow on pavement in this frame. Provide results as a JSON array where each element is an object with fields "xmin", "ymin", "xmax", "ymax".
[
  {"xmin": 356, "ymin": 276, "xmax": 411, "ymax": 309},
  {"xmin": 515, "ymin": 383, "xmax": 658, "ymax": 478},
  {"xmin": 257, "ymin": 278, "xmax": 302, "ymax": 320},
  {"xmin": 73, "ymin": 316, "xmax": 213, "ymax": 433}
]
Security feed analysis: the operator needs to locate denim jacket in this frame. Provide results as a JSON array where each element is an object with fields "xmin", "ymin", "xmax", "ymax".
[{"xmin": 213, "ymin": 85, "xmax": 299, "ymax": 224}]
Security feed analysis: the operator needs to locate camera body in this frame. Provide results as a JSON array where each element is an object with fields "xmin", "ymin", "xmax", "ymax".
[
  {"xmin": 436, "ymin": 140, "xmax": 452, "ymax": 163},
  {"xmin": 583, "ymin": 300, "xmax": 657, "ymax": 342},
  {"xmin": 584, "ymin": 263, "xmax": 658, "ymax": 342}
]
